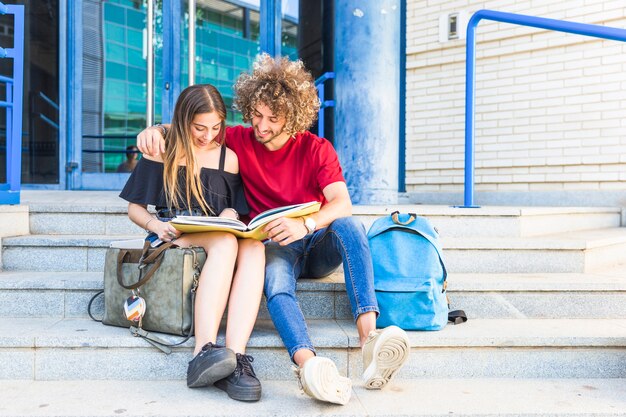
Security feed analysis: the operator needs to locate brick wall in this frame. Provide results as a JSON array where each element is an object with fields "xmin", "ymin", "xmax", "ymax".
[{"xmin": 406, "ymin": 0, "xmax": 626, "ymax": 196}]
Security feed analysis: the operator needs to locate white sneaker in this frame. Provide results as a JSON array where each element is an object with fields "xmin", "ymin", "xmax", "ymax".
[
  {"xmin": 362, "ymin": 325, "xmax": 410, "ymax": 389},
  {"xmin": 294, "ymin": 356, "xmax": 352, "ymax": 405}
]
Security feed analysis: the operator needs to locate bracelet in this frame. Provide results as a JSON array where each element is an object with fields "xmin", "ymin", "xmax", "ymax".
[
  {"xmin": 144, "ymin": 217, "xmax": 155, "ymax": 232},
  {"xmin": 224, "ymin": 208, "xmax": 239, "ymax": 220},
  {"xmin": 155, "ymin": 123, "xmax": 168, "ymax": 138}
]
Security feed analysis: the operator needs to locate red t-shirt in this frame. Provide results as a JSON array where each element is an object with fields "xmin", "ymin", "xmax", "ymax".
[{"xmin": 225, "ymin": 126, "xmax": 345, "ymax": 218}]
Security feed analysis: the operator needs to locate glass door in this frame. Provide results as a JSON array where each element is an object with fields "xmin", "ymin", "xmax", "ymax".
[
  {"xmin": 78, "ymin": 0, "xmax": 164, "ymax": 189},
  {"xmin": 75, "ymin": 0, "xmax": 298, "ymax": 190}
]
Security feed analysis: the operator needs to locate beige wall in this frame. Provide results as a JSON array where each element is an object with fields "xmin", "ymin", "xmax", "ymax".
[{"xmin": 406, "ymin": 1, "xmax": 626, "ymax": 200}]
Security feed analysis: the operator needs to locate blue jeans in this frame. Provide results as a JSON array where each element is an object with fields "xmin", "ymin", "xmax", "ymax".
[{"xmin": 264, "ymin": 216, "xmax": 379, "ymax": 360}]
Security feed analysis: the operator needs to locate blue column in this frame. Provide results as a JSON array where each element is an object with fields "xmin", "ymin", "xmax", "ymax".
[
  {"xmin": 162, "ymin": 0, "xmax": 182, "ymax": 122},
  {"xmin": 260, "ymin": 0, "xmax": 281, "ymax": 56},
  {"xmin": 334, "ymin": 1, "xmax": 400, "ymax": 204}
]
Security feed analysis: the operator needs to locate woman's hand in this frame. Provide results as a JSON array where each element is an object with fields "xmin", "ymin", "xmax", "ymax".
[
  {"xmin": 263, "ymin": 217, "xmax": 308, "ymax": 246},
  {"xmin": 219, "ymin": 208, "xmax": 239, "ymax": 219},
  {"xmin": 153, "ymin": 219, "xmax": 181, "ymax": 242}
]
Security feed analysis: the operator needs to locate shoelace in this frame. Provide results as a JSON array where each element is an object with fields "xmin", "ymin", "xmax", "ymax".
[
  {"xmin": 198, "ymin": 342, "xmax": 221, "ymax": 357},
  {"xmin": 236, "ymin": 354, "xmax": 257, "ymax": 377},
  {"xmin": 292, "ymin": 365, "xmax": 304, "ymax": 391}
]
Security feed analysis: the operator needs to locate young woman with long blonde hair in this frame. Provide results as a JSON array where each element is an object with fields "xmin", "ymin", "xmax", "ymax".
[{"xmin": 120, "ymin": 84, "xmax": 264, "ymax": 402}]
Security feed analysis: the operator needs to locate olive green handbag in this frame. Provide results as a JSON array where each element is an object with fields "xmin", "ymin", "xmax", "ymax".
[{"xmin": 89, "ymin": 240, "xmax": 206, "ymax": 353}]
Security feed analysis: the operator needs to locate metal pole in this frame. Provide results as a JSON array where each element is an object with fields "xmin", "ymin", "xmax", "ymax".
[
  {"xmin": 146, "ymin": 0, "xmax": 154, "ymax": 127},
  {"xmin": 318, "ymin": 82, "xmax": 325, "ymax": 138},
  {"xmin": 188, "ymin": 0, "xmax": 195, "ymax": 86},
  {"xmin": 463, "ymin": 16, "xmax": 477, "ymax": 208}
]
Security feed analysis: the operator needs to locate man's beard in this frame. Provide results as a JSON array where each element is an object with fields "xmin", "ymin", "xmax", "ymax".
[{"xmin": 254, "ymin": 127, "xmax": 284, "ymax": 145}]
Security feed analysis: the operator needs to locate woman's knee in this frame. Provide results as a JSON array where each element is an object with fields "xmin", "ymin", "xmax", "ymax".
[
  {"xmin": 203, "ymin": 232, "xmax": 238, "ymax": 255},
  {"xmin": 238, "ymin": 238, "xmax": 265, "ymax": 258}
]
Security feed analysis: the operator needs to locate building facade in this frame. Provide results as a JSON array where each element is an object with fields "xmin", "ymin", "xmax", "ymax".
[
  {"xmin": 1, "ymin": 0, "xmax": 624, "ymax": 207},
  {"xmin": 406, "ymin": 0, "xmax": 626, "ymax": 206}
]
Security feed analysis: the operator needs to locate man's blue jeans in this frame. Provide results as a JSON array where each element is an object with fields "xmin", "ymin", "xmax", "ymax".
[{"xmin": 264, "ymin": 216, "xmax": 379, "ymax": 360}]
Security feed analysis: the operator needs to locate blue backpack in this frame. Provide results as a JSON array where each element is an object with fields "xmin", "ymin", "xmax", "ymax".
[{"xmin": 367, "ymin": 211, "xmax": 466, "ymax": 330}]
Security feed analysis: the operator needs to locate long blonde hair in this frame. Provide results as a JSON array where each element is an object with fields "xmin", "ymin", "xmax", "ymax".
[{"xmin": 162, "ymin": 84, "xmax": 227, "ymax": 215}]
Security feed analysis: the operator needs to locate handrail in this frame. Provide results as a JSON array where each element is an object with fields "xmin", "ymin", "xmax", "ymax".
[
  {"xmin": 462, "ymin": 10, "xmax": 626, "ymax": 208},
  {"xmin": 82, "ymin": 134, "xmax": 137, "ymax": 139},
  {"xmin": 30, "ymin": 90, "xmax": 60, "ymax": 131},
  {"xmin": 0, "ymin": 4, "xmax": 24, "ymax": 205},
  {"xmin": 38, "ymin": 91, "xmax": 59, "ymax": 111},
  {"xmin": 81, "ymin": 134, "xmax": 138, "ymax": 155},
  {"xmin": 314, "ymin": 72, "xmax": 335, "ymax": 139}
]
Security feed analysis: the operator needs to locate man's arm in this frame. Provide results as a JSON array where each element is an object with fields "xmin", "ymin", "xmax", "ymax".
[
  {"xmin": 264, "ymin": 181, "xmax": 352, "ymax": 246},
  {"xmin": 136, "ymin": 124, "xmax": 170, "ymax": 156}
]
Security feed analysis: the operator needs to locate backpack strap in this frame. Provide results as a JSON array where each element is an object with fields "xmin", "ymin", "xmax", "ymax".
[{"xmin": 391, "ymin": 211, "xmax": 416, "ymax": 225}]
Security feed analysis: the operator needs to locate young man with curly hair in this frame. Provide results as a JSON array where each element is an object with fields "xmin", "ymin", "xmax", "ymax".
[{"xmin": 137, "ymin": 54, "xmax": 410, "ymax": 405}]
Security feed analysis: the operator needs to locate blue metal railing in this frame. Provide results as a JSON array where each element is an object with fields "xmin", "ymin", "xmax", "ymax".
[
  {"xmin": 0, "ymin": 3, "xmax": 25, "ymax": 205},
  {"xmin": 34, "ymin": 91, "xmax": 60, "ymax": 131},
  {"xmin": 463, "ymin": 10, "xmax": 626, "ymax": 208},
  {"xmin": 315, "ymin": 72, "xmax": 335, "ymax": 139}
]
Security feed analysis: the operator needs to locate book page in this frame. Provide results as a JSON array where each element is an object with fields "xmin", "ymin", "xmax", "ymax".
[
  {"xmin": 247, "ymin": 201, "xmax": 320, "ymax": 230},
  {"xmin": 171, "ymin": 215, "xmax": 247, "ymax": 231}
]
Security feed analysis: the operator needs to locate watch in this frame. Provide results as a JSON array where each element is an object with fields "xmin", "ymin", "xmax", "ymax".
[{"xmin": 304, "ymin": 216, "xmax": 316, "ymax": 235}]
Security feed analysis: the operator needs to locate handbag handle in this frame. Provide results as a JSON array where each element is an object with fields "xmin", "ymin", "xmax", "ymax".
[
  {"xmin": 391, "ymin": 210, "xmax": 417, "ymax": 225},
  {"xmin": 116, "ymin": 240, "xmax": 174, "ymax": 290}
]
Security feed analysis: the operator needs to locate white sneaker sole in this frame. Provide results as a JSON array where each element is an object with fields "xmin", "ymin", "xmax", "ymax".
[
  {"xmin": 302, "ymin": 357, "xmax": 352, "ymax": 405},
  {"xmin": 363, "ymin": 326, "xmax": 410, "ymax": 390}
]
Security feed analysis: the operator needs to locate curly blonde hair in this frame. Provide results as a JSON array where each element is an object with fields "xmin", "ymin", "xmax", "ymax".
[{"xmin": 234, "ymin": 53, "xmax": 321, "ymax": 136}]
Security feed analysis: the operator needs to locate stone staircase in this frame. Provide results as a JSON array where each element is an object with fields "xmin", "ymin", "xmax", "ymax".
[{"xmin": 1, "ymin": 191, "xmax": 625, "ymax": 416}]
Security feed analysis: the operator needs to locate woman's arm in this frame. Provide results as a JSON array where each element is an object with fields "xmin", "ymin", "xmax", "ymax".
[{"xmin": 128, "ymin": 202, "xmax": 180, "ymax": 242}]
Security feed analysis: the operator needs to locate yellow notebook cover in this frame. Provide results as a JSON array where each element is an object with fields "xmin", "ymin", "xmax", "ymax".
[{"xmin": 170, "ymin": 201, "xmax": 321, "ymax": 240}]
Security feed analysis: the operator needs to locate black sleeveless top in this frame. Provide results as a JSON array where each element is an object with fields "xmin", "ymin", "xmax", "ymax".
[{"xmin": 119, "ymin": 145, "xmax": 248, "ymax": 217}]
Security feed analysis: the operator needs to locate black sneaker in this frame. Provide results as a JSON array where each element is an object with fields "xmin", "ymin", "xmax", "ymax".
[
  {"xmin": 215, "ymin": 353, "xmax": 262, "ymax": 402},
  {"xmin": 187, "ymin": 342, "xmax": 237, "ymax": 388}
]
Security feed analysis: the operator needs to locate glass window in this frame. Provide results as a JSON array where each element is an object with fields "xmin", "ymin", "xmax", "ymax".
[{"xmin": 104, "ymin": 3, "xmax": 126, "ymax": 25}]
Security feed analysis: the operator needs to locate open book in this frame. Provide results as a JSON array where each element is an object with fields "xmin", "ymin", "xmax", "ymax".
[{"xmin": 170, "ymin": 201, "xmax": 321, "ymax": 240}]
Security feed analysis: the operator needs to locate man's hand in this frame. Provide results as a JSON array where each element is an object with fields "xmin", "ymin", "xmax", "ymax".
[
  {"xmin": 264, "ymin": 217, "xmax": 308, "ymax": 246},
  {"xmin": 137, "ymin": 125, "xmax": 166, "ymax": 156}
]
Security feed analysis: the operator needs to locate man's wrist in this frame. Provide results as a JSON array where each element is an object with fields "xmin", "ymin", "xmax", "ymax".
[
  {"xmin": 155, "ymin": 123, "xmax": 168, "ymax": 138},
  {"xmin": 303, "ymin": 216, "xmax": 316, "ymax": 235}
]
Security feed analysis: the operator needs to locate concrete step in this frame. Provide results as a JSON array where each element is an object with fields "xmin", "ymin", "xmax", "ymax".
[
  {"xmin": 1, "ymin": 317, "xmax": 625, "ymax": 380},
  {"xmin": 21, "ymin": 191, "xmax": 622, "ymax": 238},
  {"xmin": 442, "ymin": 227, "xmax": 626, "ymax": 273},
  {"xmin": 2, "ymin": 378, "xmax": 625, "ymax": 416},
  {"xmin": 0, "ymin": 234, "xmax": 138, "ymax": 272},
  {"xmin": 354, "ymin": 205, "xmax": 623, "ymax": 237},
  {"xmin": 4, "ymin": 228, "xmax": 626, "ymax": 273},
  {"xmin": 1, "ymin": 269, "xmax": 626, "ymax": 320}
]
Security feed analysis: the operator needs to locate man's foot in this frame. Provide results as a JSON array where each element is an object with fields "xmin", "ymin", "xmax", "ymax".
[
  {"xmin": 187, "ymin": 342, "xmax": 237, "ymax": 388},
  {"xmin": 215, "ymin": 353, "xmax": 262, "ymax": 402},
  {"xmin": 362, "ymin": 325, "xmax": 410, "ymax": 389},
  {"xmin": 294, "ymin": 356, "xmax": 351, "ymax": 405}
]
